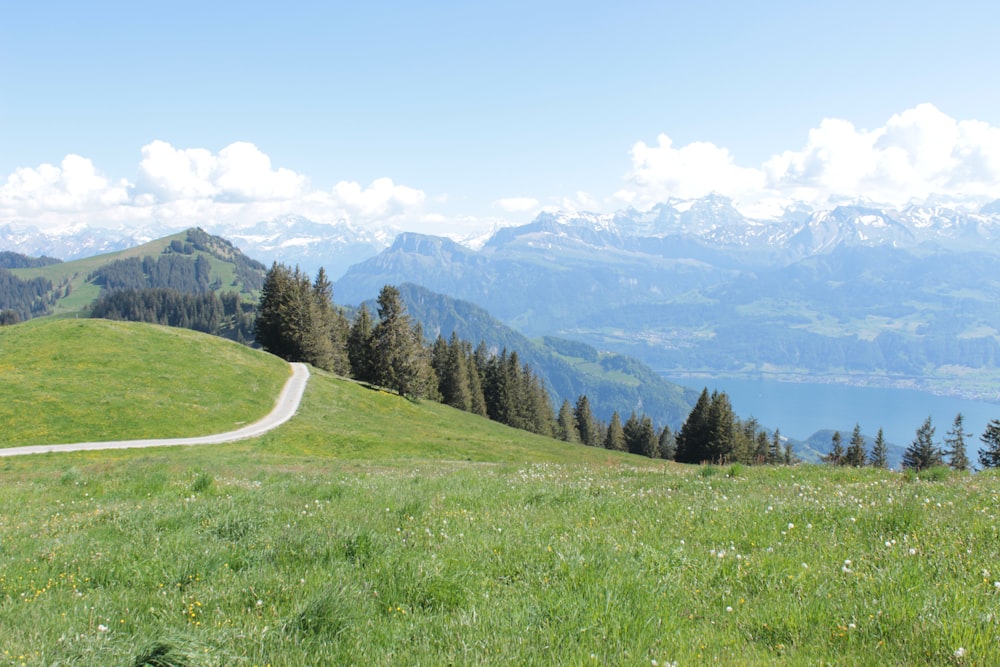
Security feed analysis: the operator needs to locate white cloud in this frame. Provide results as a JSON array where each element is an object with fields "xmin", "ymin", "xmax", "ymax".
[
  {"xmin": 494, "ymin": 197, "xmax": 540, "ymax": 213},
  {"xmin": 0, "ymin": 155, "xmax": 129, "ymax": 223},
  {"xmin": 1, "ymin": 141, "xmax": 429, "ymax": 235},
  {"xmin": 620, "ymin": 104, "xmax": 1000, "ymax": 211},
  {"xmin": 134, "ymin": 140, "xmax": 307, "ymax": 202},
  {"xmin": 331, "ymin": 177, "xmax": 425, "ymax": 218},
  {"xmin": 619, "ymin": 135, "xmax": 765, "ymax": 208}
]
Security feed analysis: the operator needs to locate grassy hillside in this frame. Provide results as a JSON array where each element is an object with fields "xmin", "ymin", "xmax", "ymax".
[
  {"xmin": 0, "ymin": 318, "xmax": 289, "ymax": 445},
  {"xmin": 9, "ymin": 228, "xmax": 266, "ymax": 318},
  {"xmin": 1, "ymin": 321, "xmax": 999, "ymax": 665}
]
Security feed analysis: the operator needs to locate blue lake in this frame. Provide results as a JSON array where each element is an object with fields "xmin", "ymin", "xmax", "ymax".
[{"xmin": 664, "ymin": 376, "xmax": 1000, "ymax": 452}]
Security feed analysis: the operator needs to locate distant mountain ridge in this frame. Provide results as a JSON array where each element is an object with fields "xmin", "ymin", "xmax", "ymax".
[
  {"xmin": 388, "ymin": 283, "xmax": 698, "ymax": 428},
  {"xmin": 7, "ymin": 194, "xmax": 1000, "ymax": 397},
  {"xmin": 335, "ymin": 196, "xmax": 1000, "ymax": 399},
  {"xmin": 6, "ymin": 194, "xmax": 1000, "ymax": 277}
]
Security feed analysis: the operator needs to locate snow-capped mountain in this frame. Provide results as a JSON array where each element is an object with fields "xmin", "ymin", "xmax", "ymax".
[
  {"xmin": 475, "ymin": 195, "xmax": 1000, "ymax": 263},
  {"xmin": 3, "ymin": 194, "xmax": 1000, "ymax": 279},
  {"xmin": 0, "ymin": 222, "xmax": 161, "ymax": 260},
  {"xmin": 220, "ymin": 215, "xmax": 391, "ymax": 279}
]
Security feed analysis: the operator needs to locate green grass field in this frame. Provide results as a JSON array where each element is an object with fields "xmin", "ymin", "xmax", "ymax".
[
  {"xmin": 0, "ymin": 319, "xmax": 289, "ymax": 445},
  {"xmin": 1, "ymin": 320, "xmax": 999, "ymax": 665}
]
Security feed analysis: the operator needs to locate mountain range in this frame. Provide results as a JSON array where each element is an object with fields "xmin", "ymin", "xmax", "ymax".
[
  {"xmin": 334, "ymin": 196, "xmax": 1000, "ymax": 400},
  {"xmin": 6, "ymin": 194, "xmax": 1000, "ymax": 403}
]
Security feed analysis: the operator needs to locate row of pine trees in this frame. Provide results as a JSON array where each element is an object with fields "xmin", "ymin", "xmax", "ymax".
[
  {"xmin": 254, "ymin": 263, "xmax": 731, "ymax": 460},
  {"xmin": 824, "ymin": 413, "xmax": 1000, "ymax": 471}
]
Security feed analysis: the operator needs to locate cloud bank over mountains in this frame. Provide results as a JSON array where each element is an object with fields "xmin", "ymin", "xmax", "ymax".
[
  {"xmin": 3, "ymin": 104, "xmax": 1000, "ymax": 238},
  {"xmin": 619, "ymin": 104, "xmax": 1000, "ymax": 213}
]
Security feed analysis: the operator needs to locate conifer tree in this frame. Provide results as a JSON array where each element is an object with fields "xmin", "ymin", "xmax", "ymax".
[
  {"xmin": 845, "ymin": 424, "xmax": 867, "ymax": 467},
  {"xmin": 734, "ymin": 417, "xmax": 759, "ymax": 464},
  {"xmin": 869, "ymin": 428, "xmax": 888, "ymax": 469},
  {"xmin": 638, "ymin": 415, "xmax": 659, "ymax": 458},
  {"xmin": 303, "ymin": 267, "xmax": 341, "ymax": 372},
  {"xmin": 409, "ymin": 321, "xmax": 438, "ymax": 400},
  {"xmin": 484, "ymin": 349, "xmax": 513, "ymax": 425},
  {"xmin": 623, "ymin": 412, "xmax": 642, "ymax": 455},
  {"xmin": 347, "ymin": 303, "xmax": 375, "ymax": 382},
  {"xmin": 769, "ymin": 429, "xmax": 784, "ymax": 465},
  {"xmin": 676, "ymin": 388, "xmax": 711, "ymax": 464},
  {"xmin": 783, "ymin": 441, "xmax": 795, "ymax": 465},
  {"xmin": 658, "ymin": 425, "xmax": 676, "ymax": 460},
  {"xmin": 556, "ymin": 400, "xmax": 580, "ymax": 443},
  {"xmin": 979, "ymin": 419, "xmax": 1000, "ymax": 469},
  {"xmin": 605, "ymin": 412, "xmax": 626, "ymax": 451},
  {"xmin": 505, "ymin": 351, "xmax": 529, "ymax": 431},
  {"xmin": 902, "ymin": 416, "xmax": 943, "ymax": 472},
  {"xmin": 944, "ymin": 412, "xmax": 971, "ymax": 471},
  {"xmin": 574, "ymin": 395, "xmax": 599, "ymax": 447},
  {"xmin": 433, "ymin": 333, "xmax": 472, "ymax": 411},
  {"xmin": 371, "ymin": 285, "xmax": 423, "ymax": 397},
  {"xmin": 431, "ymin": 334, "xmax": 449, "ymax": 386},
  {"xmin": 464, "ymin": 341, "xmax": 488, "ymax": 417},
  {"xmin": 705, "ymin": 391, "xmax": 736, "ymax": 463},
  {"xmin": 824, "ymin": 431, "xmax": 844, "ymax": 465},
  {"xmin": 255, "ymin": 262, "xmax": 297, "ymax": 360}
]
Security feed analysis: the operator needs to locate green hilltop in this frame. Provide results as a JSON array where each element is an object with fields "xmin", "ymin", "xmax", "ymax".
[
  {"xmin": 7, "ymin": 228, "xmax": 267, "ymax": 318},
  {"xmin": 0, "ymin": 318, "xmax": 289, "ymax": 446}
]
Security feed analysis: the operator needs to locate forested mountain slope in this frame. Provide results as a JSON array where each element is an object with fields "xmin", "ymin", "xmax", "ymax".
[
  {"xmin": 6, "ymin": 228, "xmax": 267, "ymax": 320},
  {"xmin": 388, "ymin": 283, "xmax": 698, "ymax": 428}
]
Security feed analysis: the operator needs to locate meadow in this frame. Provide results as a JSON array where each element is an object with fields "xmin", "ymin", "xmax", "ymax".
[
  {"xmin": 0, "ymin": 319, "xmax": 288, "ymax": 446},
  {"xmin": 1, "ymin": 321, "xmax": 999, "ymax": 665}
]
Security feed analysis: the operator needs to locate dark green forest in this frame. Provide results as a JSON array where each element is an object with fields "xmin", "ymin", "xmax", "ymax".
[
  {"xmin": 90, "ymin": 288, "xmax": 256, "ymax": 343},
  {"xmin": 0, "ymin": 268, "xmax": 55, "ymax": 322},
  {"xmin": 0, "ymin": 251, "xmax": 61, "ymax": 269}
]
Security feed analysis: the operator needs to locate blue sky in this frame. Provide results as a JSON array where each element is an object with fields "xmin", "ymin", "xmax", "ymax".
[{"xmin": 2, "ymin": 1, "xmax": 999, "ymax": 237}]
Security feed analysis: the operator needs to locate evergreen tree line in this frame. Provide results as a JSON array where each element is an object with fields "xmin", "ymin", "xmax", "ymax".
[
  {"xmin": 0, "ymin": 268, "xmax": 56, "ymax": 322},
  {"xmin": 185, "ymin": 228, "xmax": 267, "ymax": 293},
  {"xmin": 824, "ymin": 412, "xmax": 1000, "ymax": 471},
  {"xmin": 255, "ymin": 263, "xmax": 685, "ymax": 454},
  {"xmin": 672, "ymin": 388, "xmax": 793, "ymax": 465},
  {"xmin": 0, "ymin": 251, "xmax": 61, "ymax": 269},
  {"xmin": 90, "ymin": 254, "xmax": 213, "ymax": 294},
  {"xmin": 553, "ymin": 394, "xmax": 677, "ymax": 459},
  {"xmin": 90, "ymin": 288, "xmax": 256, "ymax": 343}
]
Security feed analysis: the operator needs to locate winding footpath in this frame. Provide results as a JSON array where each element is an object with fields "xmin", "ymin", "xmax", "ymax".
[{"xmin": 0, "ymin": 362, "xmax": 310, "ymax": 458}]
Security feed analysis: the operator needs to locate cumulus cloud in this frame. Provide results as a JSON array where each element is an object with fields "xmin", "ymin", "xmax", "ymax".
[
  {"xmin": 618, "ymin": 135, "xmax": 765, "ymax": 207},
  {"xmin": 620, "ymin": 104, "xmax": 1000, "ymax": 211},
  {"xmin": 0, "ymin": 155, "xmax": 129, "ymax": 219},
  {"xmin": 494, "ymin": 197, "xmax": 540, "ymax": 213},
  {"xmin": 332, "ymin": 177, "xmax": 425, "ymax": 218},
  {"xmin": 1, "ymin": 141, "xmax": 428, "ymax": 234},
  {"xmin": 134, "ymin": 140, "xmax": 308, "ymax": 203}
]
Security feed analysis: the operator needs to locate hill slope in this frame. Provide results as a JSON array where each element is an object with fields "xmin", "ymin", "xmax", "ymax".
[
  {"xmin": 392, "ymin": 283, "xmax": 698, "ymax": 428},
  {"xmin": 0, "ymin": 318, "xmax": 289, "ymax": 446},
  {"xmin": 7, "ymin": 228, "xmax": 267, "ymax": 318}
]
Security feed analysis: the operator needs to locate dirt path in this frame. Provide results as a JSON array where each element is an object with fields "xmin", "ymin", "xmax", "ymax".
[{"xmin": 0, "ymin": 362, "xmax": 310, "ymax": 457}]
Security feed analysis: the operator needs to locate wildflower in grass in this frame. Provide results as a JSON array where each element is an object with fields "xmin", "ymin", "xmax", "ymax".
[
  {"xmin": 97, "ymin": 624, "xmax": 108, "ymax": 633},
  {"xmin": 954, "ymin": 647, "xmax": 967, "ymax": 659}
]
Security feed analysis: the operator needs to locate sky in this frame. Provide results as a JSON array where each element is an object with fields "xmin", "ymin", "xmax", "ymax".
[{"xmin": 2, "ymin": 1, "xmax": 1000, "ymax": 238}]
